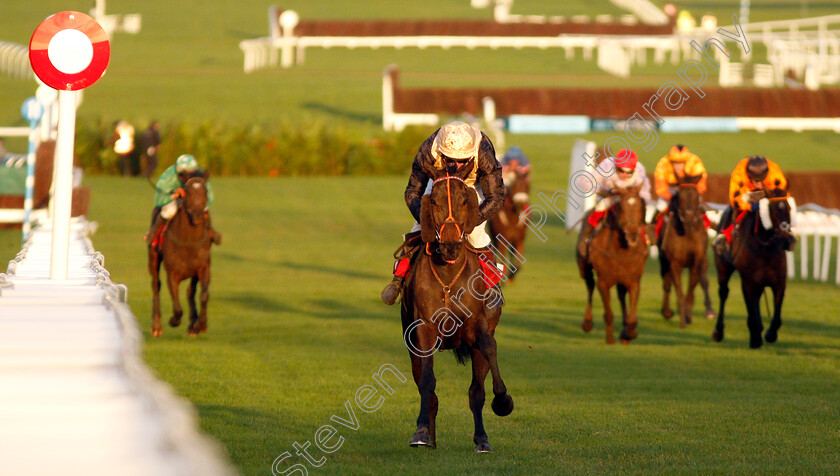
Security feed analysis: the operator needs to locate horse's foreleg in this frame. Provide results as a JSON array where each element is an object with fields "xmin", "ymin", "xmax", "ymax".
[
  {"xmin": 684, "ymin": 261, "xmax": 703, "ymax": 325},
  {"xmin": 149, "ymin": 249, "xmax": 163, "ymax": 337},
  {"xmin": 712, "ymin": 256, "xmax": 734, "ymax": 342},
  {"xmin": 765, "ymin": 282, "xmax": 785, "ymax": 344},
  {"xmin": 699, "ymin": 256, "xmax": 716, "ymax": 319},
  {"xmin": 742, "ymin": 280, "xmax": 764, "ymax": 349},
  {"xmin": 617, "ymin": 283, "xmax": 628, "ymax": 321},
  {"xmin": 669, "ymin": 261, "xmax": 688, "ymax": 328},
  {"xmin": 409, "ymin": 321, "xmax": 438, "ymax": 449},
  {"xmin": 476, "ymin": 332, "xmax": 513, "ymax": 418},
  {"xmin": 166, "ymin": 271, "xmax": 183, "ymax": 329},
  {"xmin": 597, "ymin": 280, "xmax": 615, "ymax": 344},
  {"xmin": 620, "ymin": 282, "xmax": 640, "ymax": 343},
  {"xmin": 469, "ymin": 347, "xmax": 492, "ymax": 453},
  {"xmin": 659, "ymin": 250, "xmax": 674, "ymax": 320},
  {"xmin": 580, "ymin": 261, "xmax": 595, "ymax": 333},
  {"xmin": 188, "ymin": 267, "xmax": 210, "ymax": 336}
]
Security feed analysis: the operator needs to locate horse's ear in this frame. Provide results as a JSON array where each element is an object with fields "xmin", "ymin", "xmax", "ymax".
[
  {"xmin": 455, "ymin": 160, "xmax": 476, "ymax": 181},
  {"xmin": 420, "ymin": 195, "xmax": 436, "ymax": 243},
  {"xmin": 464, "ymin": 189, "xmax": 480, "ymax": 235}
]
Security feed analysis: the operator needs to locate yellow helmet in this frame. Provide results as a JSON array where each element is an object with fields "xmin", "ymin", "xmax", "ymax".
[{"xmin": 667, "ymin": 144, "xmax": 691, "ymax": 162}]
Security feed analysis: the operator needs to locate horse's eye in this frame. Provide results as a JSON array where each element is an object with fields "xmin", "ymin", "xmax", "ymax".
[
  {"xmin": 462, "ymin": 199, "xmax": 468, "ymax": 206},
  {"xmin": 430, "ymin": 198, "xmax": 436, "ymax": 206}
]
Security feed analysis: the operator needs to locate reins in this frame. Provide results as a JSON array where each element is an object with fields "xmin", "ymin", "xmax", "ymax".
[
  {"xmin": 432, "ymin": 175, "xmax": 466, "ymax": 242},
  {"xmin": 427, "ymin": 252, "xmax": 468, "ymax": 310}
]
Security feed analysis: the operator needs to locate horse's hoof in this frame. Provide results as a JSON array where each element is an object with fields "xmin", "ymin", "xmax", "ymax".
[
  {"xmin": 475, "ymin": 441, "xmax": 493, "ymax": 453},
  {"xmin": 620, "ymin": 339, "xmax": 631, "ymax": 345},
  {"xmin": 684, "ymin": 314, "xmax": 692, "ymax": 325},
  {"xmin": 765, "ymin": 330, "xmax": 778, "ymax": 343},
  {"xmin": 712, "ymin": 330, "xmax": 724, "ymax": 342},
  {"xmin": 750, "ymin": 337, "xmax": 763, "ymax": 349},
  {"xmin": 409, "ymin": 428, "xmax": 434, "ymax": 448},
  {"xmin": 662, "ymin": 309, "xmax": 673, "ymax": 320},
  {"xmin": 581, "ymin": 320, "xmax": 593, "ymax": 333},
  {"xmin": 150, "ymin": 327, "xmax": 162, "ymax": 338},
  {"xmin": 620, "ymin": 329, "xmax": 637, "ymax": 342},
  {"xmin": 492, "ymin": 394, "xmax": 514, "ymax": 417},
  {"xmin": 169, "ymin": 316, "xmax": 181, "ymax": 327},
  {"xmin": 705, "ymin": 310, "xmax": 716, "ymax": 319}
]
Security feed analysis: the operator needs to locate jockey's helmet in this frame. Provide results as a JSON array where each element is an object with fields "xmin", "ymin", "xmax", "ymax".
[
  {"xmin": 746, "ymin": 156, "xmax": 769, "ymax": 181},
  {"xmin": 667, "ymin": 144, "xmax": 691, "ymax": 162},
  {"xmin": 175, "ymin": 154, "xmax": 199, "ymax": 173},
  {"xmin": 615, "ymin": 149, "xmax": 638, "ymax": 171},
  {"xmin": 432, "ymin": 121, "xmax": 481, "ymax": 162}
]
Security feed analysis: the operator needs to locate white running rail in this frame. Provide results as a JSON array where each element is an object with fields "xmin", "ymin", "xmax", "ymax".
[{"xmin": 0, "ymin": 218, "xmax": 235, "ymax": 476}]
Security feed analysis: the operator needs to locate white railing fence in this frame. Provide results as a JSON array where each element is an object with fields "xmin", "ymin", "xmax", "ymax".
[{"xmin": 0, "ymin": 41, "xmax": 33, "ymax": 80}]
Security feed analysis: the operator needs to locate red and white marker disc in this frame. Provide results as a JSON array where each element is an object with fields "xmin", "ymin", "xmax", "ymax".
[{"xmin": 29, "ymin": 11, "xmax": 110, "ymax": 91}]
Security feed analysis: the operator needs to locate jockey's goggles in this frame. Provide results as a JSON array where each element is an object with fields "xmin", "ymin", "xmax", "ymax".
[
  {"xmin": 616, "ymin": 167, "xmax": 634, "ymax": 174},
  {"xmin": 442, "ymin": 155, "xmax": 474, "ymax": 164}
]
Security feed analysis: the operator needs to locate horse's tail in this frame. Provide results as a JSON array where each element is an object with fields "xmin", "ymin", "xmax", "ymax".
[{"xmin": 453, "ymin": 342, "xmax": 472, "ymax": 365}]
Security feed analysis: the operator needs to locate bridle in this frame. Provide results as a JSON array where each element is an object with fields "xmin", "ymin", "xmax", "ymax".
[
  {"xmin": 675, "ymin": 183, "xmax": 703, "ymax": 228},
  {"xmin": 754, "ymin": 194, "xmax": 793, "ymax": 247},
  {"xmin": 432, "ymin": 175, "xmax": 467, "ymax": 244},
  {"xmin": 612, "ymin": 193, "xmax": 644, "ymax": 247}
]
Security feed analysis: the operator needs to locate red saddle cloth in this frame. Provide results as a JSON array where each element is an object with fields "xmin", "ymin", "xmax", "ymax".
[
  {"xmin": 721, "ymin": 211, "xmax": 748, "ymax": 243},
  {"xmin": 479, "ymin": 258, "xmax": 505, "ymax": 289},
  {"xmin": 152, "ymin": 223, "xmax": 169, "ymax": 249}
]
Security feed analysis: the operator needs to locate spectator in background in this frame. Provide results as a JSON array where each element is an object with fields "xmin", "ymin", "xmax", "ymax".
[
  {"xmin": 0, "ymin": 139, "xmax": 7, "ymax": 159},
  {"xmin": 113, "ymin": 120, "xmax": 136, "ymax": 176},
  {"xmin": 139, "ymin": 121, "xmax": 161, "ymax": 179}
]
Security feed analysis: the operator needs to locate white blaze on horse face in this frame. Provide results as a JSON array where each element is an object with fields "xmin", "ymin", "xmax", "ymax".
[
  {"xmin": 628, "ymin": 197, "xmax": 637, "ymax": 206},
  {"xmin": 192, "ymin": 182, "xmax": 202, "ymax": 189}
]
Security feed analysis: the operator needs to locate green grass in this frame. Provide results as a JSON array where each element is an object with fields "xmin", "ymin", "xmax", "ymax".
[
  {"xmin": 2, "ymin": 167, "xmax": 840, "ymax": 475},
  {"xmin": 2, "ymin": 1, "xmax": 840, "ymax": 474}
]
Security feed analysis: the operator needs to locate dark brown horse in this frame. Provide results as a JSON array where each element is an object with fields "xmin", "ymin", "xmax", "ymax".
[
  {"xmin": 713, "ymin": 188, "xmax": 794, "ymax": 348},
  {"xmin": 149, "ymin": 176, "xmax": 213, "ymax": 337},
  {"xmin": 488, "ymin": 167, "xmax": 529, "ymax": 281},
  {"xmin": 401, "ymin": 162, "xmax": 513, "ymax": 453},
  {"xmin": 657, "ymin": 176, "xmax": 715, "ymax": 327},
  {"xmin": 576, "ymin": 185, "xmax": 648, "ymax": 344}
]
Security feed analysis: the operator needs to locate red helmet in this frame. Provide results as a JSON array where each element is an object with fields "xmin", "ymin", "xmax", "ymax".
[{"xmin": 616, "ymin": 149, "xmax": 638, "ymax": 170}]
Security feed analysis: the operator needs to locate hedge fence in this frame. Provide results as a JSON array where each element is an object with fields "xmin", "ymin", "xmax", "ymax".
[{"xmin": 73, "ymin": 116, "xmax": 431, "ymax": 177}]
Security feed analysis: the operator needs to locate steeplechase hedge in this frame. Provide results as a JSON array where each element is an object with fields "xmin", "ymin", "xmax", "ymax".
[{"xmin": 73, "ymin": 116, "xmax": 430, "ymax": 177}]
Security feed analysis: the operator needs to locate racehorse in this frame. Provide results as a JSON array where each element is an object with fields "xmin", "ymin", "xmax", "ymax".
[
  {"xmin": 712, "ymin": 188, "xmax": 795, "ymax": 348},
  {"xmin": 488, "ymin": 166, "xmax": 529, "ymax": 281},
  {"xmin": 657, "ymin": 175, "xmax": 715, "ymax": 327},
  {"xmin": 401, "ymin": 161, "xmax": 514, "ymax": 453},
  {"xmin": 148, "ymin": 176, "xmax": 213, "ymax": 337},
  {"xmin": 576, "ymin": 185, "xmax": 648, "ymax": 344}
]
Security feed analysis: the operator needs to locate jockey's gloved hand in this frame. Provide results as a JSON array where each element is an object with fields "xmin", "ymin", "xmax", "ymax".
[
  {"xmin": 751, "ymin": 201, "xmax": 760, "ymax": 212},
  {"xmin": 656, "ymin": 198, "xmax": 668, "ymax": 212}
]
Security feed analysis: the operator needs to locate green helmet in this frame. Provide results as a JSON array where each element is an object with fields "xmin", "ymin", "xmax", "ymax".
[{"xmin": 175, "ymin": 154, "xmax": 199, "ymax": 172}]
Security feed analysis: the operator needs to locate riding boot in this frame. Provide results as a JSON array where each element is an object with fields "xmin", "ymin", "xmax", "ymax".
[
  {"xmin": 471, "ymin": 246, "xmax": 505, "ymax": 311},
  {"xmin": 381, "ymin": 232, "xmax": 422, "ymax": 305},
  {"xmin": 712, "ymin": 233, "xmax": 728, "ymax": 256},
  {"xmin": 145, "ymin": 214, "xmax": 166, "ymax": 246},
  {"xmin": 381, "ymin": 275, "xmax": 404, "ymax": 305}
]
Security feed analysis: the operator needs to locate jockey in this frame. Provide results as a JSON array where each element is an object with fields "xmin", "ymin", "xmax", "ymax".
[
  {"xmin": 713, "ymin": 155, "xmax": 789, "ymax": 253},
  {"xmin": 651, "ymin": 144, "xmax": 708, "ymax": 222},
  {"xmin": 145, "ymin": 154, "xmax": 220, "ymax": 246},
  {"xmin": 381, "ymin": 121, "xmax": 505, "ymax": 305},
  {"xmin": 579, "ymin": 149, "xmax": 651, "ymax": 246},
  {"xmin": 499, "ymin": 146, "xmax": 531, "ymax": 185}
]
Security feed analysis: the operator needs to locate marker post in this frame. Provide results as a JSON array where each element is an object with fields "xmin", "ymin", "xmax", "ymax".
[
  {"xmin": 28, "ymin": 11, "xmax": 110, "ymax": 279},
  {"xmin": 20, "ymin": 97, "xmax": 44, "ymax": 244}
]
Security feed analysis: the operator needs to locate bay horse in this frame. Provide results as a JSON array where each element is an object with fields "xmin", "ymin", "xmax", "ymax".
[
  {"xmin": 576, "ymin": 185, "xmax": 648, "ymax": 344},
  {"xmin": 148, "ymin": 176, "xmax": 213, "ymax": 337},
  {"xmin": 401, "ymin": 161, "xmax": 514, "ymax": 453},
  {"xmin": 712, "ymin": 188, "xmax": 795, "ymax": 348},
  {"xmin": 657, "ymin": 175, "xmax": 715, "ymax": 327},
  {"xmin": 488, "ymin": 166, "xmax": 529, "ymax": 281}
]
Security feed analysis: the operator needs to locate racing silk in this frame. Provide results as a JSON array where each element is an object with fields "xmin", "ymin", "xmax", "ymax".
[
  {"xmin": 405, "ymin": 128, "xmax": 503, "ymax": 225},
  {"xmin": 594, "ymin": 158, "xmax": 652, "ymax": 204},
  {"xmin": 153, "ymin": 165, "xmax": 215, "ymax": 208},
  {"xmin": 729, "ymin": 157, "xmax": 787, "ymax": 211},
  {"xmin": 653, "ymin": 154, "xmax": 708, "ymax": 201}
]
